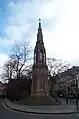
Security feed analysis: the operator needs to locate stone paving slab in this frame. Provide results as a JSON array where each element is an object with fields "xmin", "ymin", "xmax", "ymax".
[{"xmin": 3, "ymin": 99, "xmax": 79, "ymax": 114}]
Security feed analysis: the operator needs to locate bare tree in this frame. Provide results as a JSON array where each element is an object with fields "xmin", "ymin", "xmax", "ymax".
[
  {"xmin": 9, "ymin": 40, "xmax": 32, "ymax": 80},
  {"xmin": 1, "ymin": 40, "xmax": 32, "ymax": 81},
  {"xmin": 47, "ymin": 57, "xmax": 71, "ymax": 76},
  {"xmin": 1, "ymin": 59, "xmax": 14, "ymax": 81},
  {"xmin": 47, "ymin": 58, "xmax": 71, "ymax": 92}
]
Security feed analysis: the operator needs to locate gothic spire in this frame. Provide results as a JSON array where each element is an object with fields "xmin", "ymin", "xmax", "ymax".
[{"xmin": 37, "ymin": 19, "xmax": 43, "ymax": 43}]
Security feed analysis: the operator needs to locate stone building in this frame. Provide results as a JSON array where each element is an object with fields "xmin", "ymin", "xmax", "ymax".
[{"xmin": 58, "ymin": 66, "xmax": 79, "ymax": 92}]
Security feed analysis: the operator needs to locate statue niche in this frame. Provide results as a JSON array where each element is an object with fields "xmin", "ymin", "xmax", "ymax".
[
  {"xmin": 34, "ymin": 52, "xmax": 36, "ymax": 64},
  {"xmin": 40, "ymin": 50, "xmax": 43, "ymax": 63}
]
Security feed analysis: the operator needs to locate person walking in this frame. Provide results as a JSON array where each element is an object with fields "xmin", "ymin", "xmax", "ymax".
[
  {"xmin": 70, "ymin": 99, "xmax": 71, "ymax": 104},
  {"xmin": 66, "ymin": 97, "xmax": 68, "ymax": 104}
]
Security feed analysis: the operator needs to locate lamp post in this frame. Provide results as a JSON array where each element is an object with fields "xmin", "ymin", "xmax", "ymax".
[
  {"xmin": 73, "ymin": 73, "xmax": 78, "ymax": 110},
  {"xmin": 76, "ymin": 74, "xmax": 78, "ymax": 110}
]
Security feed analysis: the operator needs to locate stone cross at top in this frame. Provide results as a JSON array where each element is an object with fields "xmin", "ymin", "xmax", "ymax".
[{"xmin": 39, "ymin": 18, "xmax": 41, "ymax": 23}]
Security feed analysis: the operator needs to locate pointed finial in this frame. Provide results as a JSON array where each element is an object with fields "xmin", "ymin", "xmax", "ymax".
[
  {"xmin": 39, "ymin": 18, "xmax": 41, "ymax": 23},
  {"xmin": 38, "ymin": 18, "xmax": 42, "ymax": 31}
]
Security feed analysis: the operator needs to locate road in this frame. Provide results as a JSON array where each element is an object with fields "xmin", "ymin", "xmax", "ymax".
[{"xmin": 0, "ymin": 100, "xmax": 79, "ymax": 119}]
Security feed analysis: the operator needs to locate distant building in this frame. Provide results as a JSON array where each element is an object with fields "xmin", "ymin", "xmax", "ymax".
[
  {"xmin": 49, "ymin": 66, "xmax": 79, "ymax": 92},
  {"xmin": 59, "ymin": 66, "xmax": 79, "ymax": 91}
]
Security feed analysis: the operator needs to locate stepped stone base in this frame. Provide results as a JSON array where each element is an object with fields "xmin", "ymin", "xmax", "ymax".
[{"xmin": 20, "ymin": 94, "xmax": 58, "ymax": 106}]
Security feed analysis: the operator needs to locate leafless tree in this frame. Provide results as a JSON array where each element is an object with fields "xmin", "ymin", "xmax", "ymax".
[
  {"xmin": 1, "ymin": 40, "xmax": 32, "ymax": 81},
  {"xmin": 47, "ymin": 58, "xmax": 71, "ymax": 91},
  {"xmin": 9, "ymin": 40, "xmax": 32, "ymax": 80},
  {"xmin": 47, "ymin": 57, "xmax": 71, "ymax": 77},
  {"xmin": 1, "ymin": 59, "xmax": 14, "ymax": 81}
]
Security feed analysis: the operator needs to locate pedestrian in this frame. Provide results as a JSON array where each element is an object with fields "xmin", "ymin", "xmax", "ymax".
[
  {"xmin": 66, "ymin": 98, "xmax": 68, "ymax": 104},
  {"xmin": 70, "ymin": 99, "xmax": 71, "ymax": 104}
]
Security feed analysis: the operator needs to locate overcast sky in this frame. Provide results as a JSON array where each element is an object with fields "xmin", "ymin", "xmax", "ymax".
[{"xmin": 0, "ymin": 0, "xmax": 79, "ymax": 68}]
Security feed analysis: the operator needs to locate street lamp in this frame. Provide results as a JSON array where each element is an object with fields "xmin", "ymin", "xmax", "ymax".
[
  {"xmin": 76, "ymin": 74, "xmax": 78, "ymax": 110},
  {"xmin": 73, "ymin": 73, "xmax": 78, "ymax": 110}
]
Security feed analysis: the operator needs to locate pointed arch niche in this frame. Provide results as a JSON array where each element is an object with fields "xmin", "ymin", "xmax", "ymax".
[
  {"xmin": 40, "ymin": 50, "xmax": 43, "ymax": 63},
  {"xmin": 34, "ymin": 52, "xmax": 36, "ymax": 64},
  {"xmin": 44, "ymin": 53, "xmax": 46, "ymax": 63}
]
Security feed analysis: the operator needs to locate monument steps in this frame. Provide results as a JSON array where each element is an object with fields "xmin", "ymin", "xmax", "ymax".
[{"xmin": 19, "ymin": 95, "xmax": 58, "ymax": 106}]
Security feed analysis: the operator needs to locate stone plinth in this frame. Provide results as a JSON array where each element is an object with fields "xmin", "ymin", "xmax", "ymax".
[{"xmin": 20, "ymin": 94, "xmax": 58, "ymax": 106}]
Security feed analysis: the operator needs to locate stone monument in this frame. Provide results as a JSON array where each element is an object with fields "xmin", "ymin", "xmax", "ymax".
[
  {"xmin": 22, "ymin": 19, "xmax": 56, "ymax": 105},
  {"xmin": 31, "ymin": 19, "xmax": 49, "ymax": 96}
]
